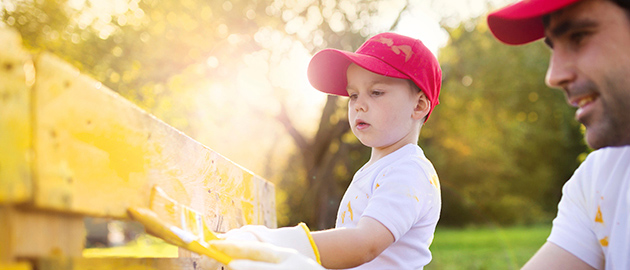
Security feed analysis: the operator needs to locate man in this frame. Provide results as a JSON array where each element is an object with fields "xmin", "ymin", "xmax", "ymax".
[
  {"xmin": 488, "ymin": 0, "xmax": 630, "ymax": 269},
  {"xmin": 208, "ymin": 0, "xmax": 630, "ymax": 269}
]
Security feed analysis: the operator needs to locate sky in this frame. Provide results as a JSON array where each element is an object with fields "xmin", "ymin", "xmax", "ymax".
[{"xmin": 382, "ymin": 0, "xmax": 512, "ymax": 56}]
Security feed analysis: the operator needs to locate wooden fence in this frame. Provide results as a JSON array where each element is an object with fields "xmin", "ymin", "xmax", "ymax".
[{"xmin": 0, "ymin": 27, "xmax": 276, "ymax": 270}]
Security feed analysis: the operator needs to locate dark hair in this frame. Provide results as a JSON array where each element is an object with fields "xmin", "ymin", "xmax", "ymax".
[
  {"xmin": 543, "ymin": 0, "xmax": 630, "ymax": 27},
  {"xmin": 613, "ymin": 0, "xmax": 630, "ymax": 10},
  {"xmin": 407, "ymin": 80, "xmax": 422, "ymax": 94}
]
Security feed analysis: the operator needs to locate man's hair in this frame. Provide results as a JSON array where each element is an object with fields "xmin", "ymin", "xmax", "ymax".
[
  {"xmin": 613, "ymin": 0, "xmax": 630, "ymax": 10},
  {"xmin": 543, "ymin": 0, "xmax": 630, "ymax": 27}
]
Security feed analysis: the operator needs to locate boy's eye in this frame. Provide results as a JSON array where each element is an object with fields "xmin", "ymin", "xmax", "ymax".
[
  {"xmin": 348, "ymin": 93, "xmax": 358, "ymax": 100},
  {"xmin": 371, "ymin": 90, "xmax": 383, "ymax": 96}
]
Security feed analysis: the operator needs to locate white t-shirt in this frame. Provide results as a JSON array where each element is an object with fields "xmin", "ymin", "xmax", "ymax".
[
  {"xmin": 548, "ymin": 146, "xmax": 630, "ymax": 270},
  {"xmin": 335, "ymin": 144, "xmax": 441, "ymax": 269}
]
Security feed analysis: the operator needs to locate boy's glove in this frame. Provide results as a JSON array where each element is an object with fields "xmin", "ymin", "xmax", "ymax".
[
  {"xmin": 209, "ymin": 240, "xmax": 324, "ymax": 270},
  {"xmin": 221, "ymin": 222, "xmax": 321, "ymax": 264}
]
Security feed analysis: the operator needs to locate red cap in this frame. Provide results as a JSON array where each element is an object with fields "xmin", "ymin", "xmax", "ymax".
[
  {"xmin": 487, "ymin": 0, "xmax": 581, "ymax": 45},
  {"xmin": 307, "ymin": 32, "xmax": 442, "ymax": 121}
]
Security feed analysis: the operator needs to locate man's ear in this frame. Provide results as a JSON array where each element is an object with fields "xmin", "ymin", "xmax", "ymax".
[{"xmin": 412, "ymin": 92, "xmax": 430, "ymax": 120}]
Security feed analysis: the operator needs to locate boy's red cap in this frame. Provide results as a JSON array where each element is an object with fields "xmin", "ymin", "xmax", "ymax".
[
  {"xmin": 307, "ymin": 32, "xmax": 442, "ymax": 121},
  {"xmin": 487, "ymin": 0, "xmax": 581, "ymax": 45}
]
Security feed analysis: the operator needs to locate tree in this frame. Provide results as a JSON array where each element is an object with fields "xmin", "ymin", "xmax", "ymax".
[
  {"xmin": 3, "ymin": 0, "xmax": 408, "ymax": 230},
  {"xmin": 426, "ymin": 17, "xmax": 588, "ymax": 226}
]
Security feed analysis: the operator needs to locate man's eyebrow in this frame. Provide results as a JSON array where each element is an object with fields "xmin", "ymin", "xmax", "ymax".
[
  {"xmin": 548, "ymin": 19, "xmax": 599, "ymax": 39},
  {"xmin": 544, "ymin": 19, "xmax": 598, "ymax": 49}
]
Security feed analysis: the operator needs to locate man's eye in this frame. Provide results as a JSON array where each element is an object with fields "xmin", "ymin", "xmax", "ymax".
[{"xmin": 570, "ymin": 31, "xmax": 589, "ymax": 45}]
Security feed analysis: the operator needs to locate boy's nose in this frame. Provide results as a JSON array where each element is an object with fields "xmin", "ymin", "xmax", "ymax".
[{"xmin": 354, "ymin": 97, "xmax": 368, "ymax": 112}]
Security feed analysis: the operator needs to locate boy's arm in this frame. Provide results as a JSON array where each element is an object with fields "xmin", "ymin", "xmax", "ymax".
[{"xmin": 312, "ymin": 216, "xmax": 394, "ymax": 269}]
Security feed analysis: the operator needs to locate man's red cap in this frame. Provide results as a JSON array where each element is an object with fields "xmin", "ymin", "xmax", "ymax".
[
  {"xmin": 487, "ymin": 0, "xmax": 581, "ymax": 45},
  {"xmin": 307, "ymin": 32, "xmax": 442, "ymax": 121}
]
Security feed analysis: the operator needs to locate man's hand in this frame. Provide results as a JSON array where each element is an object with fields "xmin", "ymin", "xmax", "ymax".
[
  {"xmin": 523, "ymin": 242, "xmax": 597, "ymax": 270},
  {"xmin": 209, "ymin": 240, "xmax": 325, "ymax": 270}
]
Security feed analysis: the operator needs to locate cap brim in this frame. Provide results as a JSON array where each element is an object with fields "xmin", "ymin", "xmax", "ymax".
[
  {"xmin": 487, "ymin": 0, "xmax": 580, "ymax": 45},
  {"xmin": 307, "ymin": 49, "xmax": 409, "ymax": 96}
]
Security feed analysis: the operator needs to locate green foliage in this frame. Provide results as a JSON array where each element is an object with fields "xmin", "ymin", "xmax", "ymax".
[
  {"xmin": 2, "ymin": 0, "xmax": 590, "ymax": 229},
  {"xmin": 424, "ymin": 17, "xmax": 588, "ymax": 226},
  {"xmin": 2, "ymin": 0, "xmax": 279, "ymax": 132}
]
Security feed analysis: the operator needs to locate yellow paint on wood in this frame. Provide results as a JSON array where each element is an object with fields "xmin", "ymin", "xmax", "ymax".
[
  {"xmin": 1, "ymin": 27, "xmax": 276, "ymax": 265},
  {"xmin": 149, "ymin": 186, "xmax": 219, "ymax": 243},
  {"xmin": 127, "ymin": 207, "xmax": 232, "ymax": 265},
  {"xmin": 29, "ymin": 51, "xmax": 275, "ymax": 227},
  {"xmin": 33, "ymin": 53, "xmax": 150, "ymax": 216},
  {"xmin": 0, "ymin": 262, "xmax": 31, "ymax": 270},
  {"xmin": 35, "ymin": 257, "xmax": 225, "ymax": 270},
  {"xmin": 0, "ymin": 206, "xmax": 84, "ymax": 259},
  {"xmin": 0, "ymin": 28, "xmax": 33, "ymax": 204}
]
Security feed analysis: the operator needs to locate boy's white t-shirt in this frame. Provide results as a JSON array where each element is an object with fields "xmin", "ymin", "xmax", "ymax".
[
  {"xmin": 547, "ymin": 146, "xmax": 630, "ymax": 270},
  {"xmin": 335, "ymin": 144, "xmax": 441, "ymax": 269}
]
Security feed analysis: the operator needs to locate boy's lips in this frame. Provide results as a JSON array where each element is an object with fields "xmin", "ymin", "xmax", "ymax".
[{"xmin": 355, "ymin": 119, "xmax": 370, "ymax": 130}]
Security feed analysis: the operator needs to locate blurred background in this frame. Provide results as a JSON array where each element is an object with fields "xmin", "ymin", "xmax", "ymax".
[{"xmin": 1, "ymin": 0, "xmax": 591, "ymax": 267}]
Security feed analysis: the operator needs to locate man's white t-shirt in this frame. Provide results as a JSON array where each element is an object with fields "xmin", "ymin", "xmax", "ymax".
[
  {"xmin": 548, "ymin": 146, "xmax": 630, "ymax": 270},
  {"xmin": 335, "ymin": 144, "xmax": 441, "ymax": 269}
]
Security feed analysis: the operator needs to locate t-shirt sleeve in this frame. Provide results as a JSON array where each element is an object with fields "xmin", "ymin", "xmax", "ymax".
[
  {"xmin": 361, "ymin": 160, "xmax": 440, "ymax": 241},
  {"xmin": 547, "ymin": 153, "xmax": 604, "ymax": 270}
]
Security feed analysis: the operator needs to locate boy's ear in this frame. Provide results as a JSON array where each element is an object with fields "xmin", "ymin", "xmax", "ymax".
[{"xmin": 412, "ymin": 92, "xmax": 430, "ymax": 120}]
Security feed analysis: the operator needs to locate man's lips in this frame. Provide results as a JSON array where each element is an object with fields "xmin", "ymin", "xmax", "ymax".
[
  {"xmin": 570, "ymin": 94, "xmax": 598, "ymax": 120},
  {"xmin": 572, "ymin": 94, "xmax": 596, "ymax": 108}
]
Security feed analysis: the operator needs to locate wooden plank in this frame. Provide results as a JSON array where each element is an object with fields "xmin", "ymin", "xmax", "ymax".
[
  {"xmin": 0, "ymin": 28, "xmax": 34, "ymax": 204},
  {"xmin": 0, "ymin": 206, "xmax": 84, "ymax": 260},
  {"xmin": 148, "ymin": 186, "xmax": 219, "ymax": 243},
  {"xmin": 0, "ymin": 262, "xmax": 31, "ymax": 270},
  {"xmin": 31, "ymin": 52, "xmax": 276, "ymax": 229},
  {"xmin": 35, "ymin": 257, "xmax": 225, "ymax": 270}
]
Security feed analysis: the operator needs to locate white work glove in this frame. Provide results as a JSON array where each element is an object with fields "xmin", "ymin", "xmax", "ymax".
[
  {"xmin": 209, "ymin": 240, "xmax": 325, "ymax": 270},
  {"xmin": 221, "ymin": 222, "xmax": 321, "ymax": 264}
]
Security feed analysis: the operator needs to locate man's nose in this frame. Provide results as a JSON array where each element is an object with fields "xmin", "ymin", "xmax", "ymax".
[{"xmin": 545, "ymin": 50, "xmax": 576, "ymax": 90}]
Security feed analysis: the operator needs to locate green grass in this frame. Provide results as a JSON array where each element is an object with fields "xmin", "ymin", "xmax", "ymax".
[
  {"xmin": 426, "ymin": 225, "xmax": 551, "ymax": 270},
  {"xmin": 83, "ymin": 225, "xmax": 550, "ymax": 269}
]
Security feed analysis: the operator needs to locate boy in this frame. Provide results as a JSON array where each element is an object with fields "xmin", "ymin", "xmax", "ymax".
[{"xmin": 218, "ymin": 32, "xmax": 442, "ymax": 270}]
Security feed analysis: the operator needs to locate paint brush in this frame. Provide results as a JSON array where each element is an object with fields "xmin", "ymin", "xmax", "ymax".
[{"xmin": 127, "ymin": 207, "xmax": 232, "ymax": 265}]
